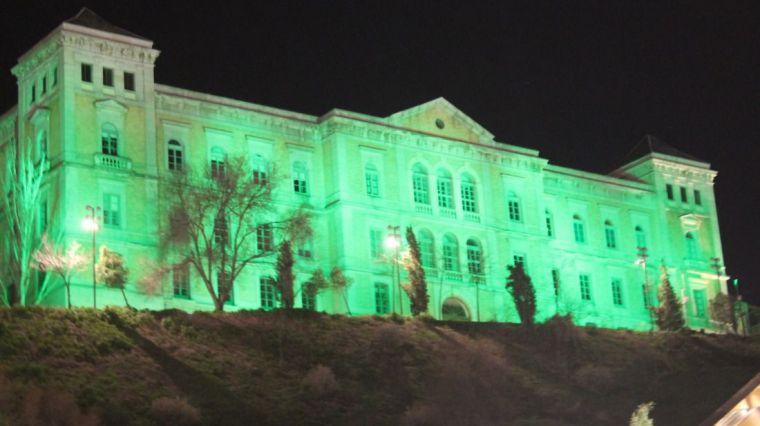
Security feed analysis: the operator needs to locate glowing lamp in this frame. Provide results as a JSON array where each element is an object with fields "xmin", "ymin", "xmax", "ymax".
[{"xmin": 82, "ymin": 216, "xmax": 99, "ymax": 232}]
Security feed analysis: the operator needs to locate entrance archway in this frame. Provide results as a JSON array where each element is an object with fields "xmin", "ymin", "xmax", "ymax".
[{"xmin": 441, "ymin": 297, "xmax": 470, "ymax": 321}]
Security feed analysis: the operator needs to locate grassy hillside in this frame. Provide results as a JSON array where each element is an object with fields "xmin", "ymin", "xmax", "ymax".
[{"xmin": 0, "ymin": 307, "xmax": 758, "ymax": 425}]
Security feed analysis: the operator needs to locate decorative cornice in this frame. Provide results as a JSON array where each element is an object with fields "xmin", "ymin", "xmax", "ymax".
[
  {"xmin": 11, "ymin": 36, "xmax": 62, "ymax": 78},
  {"xmin": 60, "ymin": 29, "xmax": 160, "ymax": 65}
]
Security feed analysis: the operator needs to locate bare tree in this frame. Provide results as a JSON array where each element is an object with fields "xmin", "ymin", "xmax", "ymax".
[
  {"xmin": 163, "ymin": 155, "xmax": 310, "ymax": 312},
  {"xmin": 31, "ymin": 235, "xmax": 87, "ymax": 308},
  {"xmin": 1, "ymin": 140, "xmax": 47, "ymax": 306},
  {"xmin": 329, "ymin": 266, "xmax": 352, "ymax": 315}
]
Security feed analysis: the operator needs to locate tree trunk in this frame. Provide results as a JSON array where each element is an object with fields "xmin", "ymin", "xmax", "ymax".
[
  {"xmin": 66, "ymin": 283, "xmax": 71, "ymax": 309},
  {"xmin": 120, "ymin": 287, "xmax": 131, "ymax": 309},
  {"xmin": 342, "ymin": 290, "xmax": 351, "ymax": 316}
]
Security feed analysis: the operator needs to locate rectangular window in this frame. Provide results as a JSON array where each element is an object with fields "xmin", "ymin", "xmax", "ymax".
[
  {"xmin": 513, "ymin": 254, "xmax": 526, "ymax": 272},
  {"xmin": 461, "ymin": 183, "xmax": 476, "ymax": 213},
  {"xmin": 173, "ymin": 263, "xmax": 190, "ymax": 298},
  {"xmin": 218, "ymin": 271, "xmax": 233, "ymax": 305},
  {"xmin": 666, "ymin": 184, "xmax": 674, "ymax": 200},
  {"xmin": 365, "ymin": 169, "xmax": 380, "ymax": 197},
  {"xmin": 297, "ymin": 240, "xmax": 313, "ymax": 258},
  {"xmin": 693, "ymin": 289, "xmax": 706, "ymax": 317},
  {"xmin": 573, "ymin": 222, "xmax": 585, "ymax": 244},
  {"xmin": 546, "ymin": 213, "xmax": 553, "ymax": 237},
  {"xmin": 42, "ymin": 76, "xmax": 47, "ymax": 95},
  {"xmin": 369, "ymin": 229, "xmax": 384, "ymax": 259},
  {"xmin": 680, "ymin": 186, "xmax": 688, "ymax": 203},
  {"xmin": 551, "ymin": 269, "xmax": 561, "ymax": 297},
  {"xmin": 437, "ymin": 179, "xmax": 453, "ymax": 209},
  {"xmin": 374, "ymin": 283, "xmax": 390, "ymax": 314},
  {"xmin": 30, "ymin": 84, "xmax": 36, "ymax": 104},
  {"xmin": 124, "ymin": 72, "xmax": 135, "ymax": 91},
  {"xmin": 260, "ymin": 277, "xmax": 278, "ymax": 309},
  {"xmin": 81, "ymin": 63, "xmax": 92, "ymax": 83},
  {"xmin": 605, "ymin": 227, "xmax": 617, "ymax": 249},
  {"xmin": 611, "ymin": 279, "xmax": 623, "ymax": 306},
  {"xmin": 52, "ymin": 67, "xmax": 57, "ymax": 87},
  {"xmin": 508, "ymin": 200, "xmax": 521, "ymax": 222},
  {"xmin": 694, "ymin": 190, "xmax": 702, "ymax": 206},
  {"xmin": 302, "ymin": 286, "xmax": 316, "ymax": 311},
  {"xmin": 579, "ymin": 274, "xmax": 592, "ymax": 301},
  {"xmin": 103, "ymin": 193, "xmax": 121, "ymax": 228},
  {"xmin": 103, "ymin": 67, "xmax": 114, "ymax": 87},
  {"xmin": 256, "ymin": 224, "xmax": 273, "ymax": 252}
]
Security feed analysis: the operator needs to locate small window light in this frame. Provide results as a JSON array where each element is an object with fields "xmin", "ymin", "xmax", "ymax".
[{"xmin": 435, "ymin": 118, "xmax": 445, "ymax": 129}]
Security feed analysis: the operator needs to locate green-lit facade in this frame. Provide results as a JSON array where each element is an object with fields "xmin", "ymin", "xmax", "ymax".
[{"xmin": 0, "ymin": 10, "xmax": 729, "ymax": 330}]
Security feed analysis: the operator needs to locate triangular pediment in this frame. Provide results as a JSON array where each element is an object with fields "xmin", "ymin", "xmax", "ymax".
[{"xmin": 386, "ymin": 97, "xmax": 495, "ymax": 144}]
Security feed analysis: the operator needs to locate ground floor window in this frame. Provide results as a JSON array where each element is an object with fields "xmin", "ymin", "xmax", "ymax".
[
  {"xmin": 374, "ymin": 283, "xmax": 390, "ymax": 314},
  {"xmin": 260, "ymin": 277, "xmax": 278, "ymax": 310},
  {"xmin": 441, "ymin": 297, "xmax": 470, "ymax": 321}
]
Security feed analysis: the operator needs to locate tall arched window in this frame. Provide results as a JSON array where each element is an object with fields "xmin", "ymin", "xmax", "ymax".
[
  {"xmin": 293, "ymin": 161, "xmax": 309, "ymax": 194},
  {"xmin": 210, "ymin": 147, "xmax": 226, "ymax": 178},
  {"xmin": 37, "ymin": 129, "xmax": 48, "ymax": 159},
  {"xmin": 442, "ymin": 233, "xmax": 459, "ymax": 272},
  {"xmin": 635, "ymin": 226, "xmax": 646, "ymax": 249},
  {"xmin": 507, "ymin": 192, "xmax": 522, "ymax": 222},
  {"xmin": 412, "ymin": 163, "xmax": 429, "ymax": 204},
  {"xmin": 436, "ymin": 169, "xmax": 454, "ymax": 209},
  {"xmin": 573, "ymin": 214, "xmax": 586, "ymax": 244},
  {"xmin": 419, "ymin": 229, "xmax": 435, "ymax": 268},
  {"xmin": 365, "ymin": 162, "xmax": 380, "ymax": 197},
  {"xmin": 461, "ymin": 173, "xmax": 477, "ymax": 213},
  {"xmin": 604, "ymin": 220, "xmax": 617, "ymax": 249},
  {"xmin": 252, "ymin": 155, "xmax": 268, "ymax": 185},
  {"xmin": 545, "ymin": 209, "xmax": 554, "ymax": 237},
  {"xmin": 167, "ymin": 139, "xmax": 183, "ymax": 171},
  {"xmin": 101, "ymin": 123, "xmax": 118, "ymax": 155},
  {"xmin": 466, "ymin": 238, "xmax": 483, "ymax": 275},
  {"xmin": 685, "ymin": 232, "xmax": 698, "ymax": 259}
]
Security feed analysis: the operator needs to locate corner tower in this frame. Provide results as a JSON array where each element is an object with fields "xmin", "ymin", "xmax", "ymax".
[{"xmin": 613, "ymin": 135, "xmax": 726, "ymax": 328}]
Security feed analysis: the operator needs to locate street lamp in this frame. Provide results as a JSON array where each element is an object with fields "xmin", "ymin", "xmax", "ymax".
[
  {"xmin": 636, "ymin": 246, "xmax": 653, "ymax": 330},
  {"xmin": 385, "ymin": 225, "xmax": 402, "ymax": 315},
  {"xmin": 82, "ymin": 205, "xmax": 101, "ymax": 309},
  {"xmin": 711, "ymin": 257, "xmax": 735, "ymax": 333}
]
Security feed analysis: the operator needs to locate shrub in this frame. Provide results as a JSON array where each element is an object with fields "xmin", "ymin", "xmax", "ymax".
[
  {"xmin": 302, "ymin": 364, "xmax": 339, "ymax": 396},
  {"xmin": 573, "ymin": 364, "xmax": 616, "ymax": 393},
  {"xmin": 149, "ymin": 397, "xmax": 201, "ymax": 425},
  {"xmin": 629, "ymin": 401, "xmax": 655, "ymax": 426}
]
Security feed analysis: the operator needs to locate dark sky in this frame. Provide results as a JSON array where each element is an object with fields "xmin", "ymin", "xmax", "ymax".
[{"xmin": 2, "ymin": 1, "xmax": 759, "ymax": 303}]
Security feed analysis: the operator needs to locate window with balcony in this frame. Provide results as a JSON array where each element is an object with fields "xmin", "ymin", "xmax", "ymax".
[
  {"xmin": 101, "ymin": 123, "xmax": 119, "ymax": 156},
  {"xmin": 412, "ymin": 163, "xmax": 429, "ymax": 205},
  {"xmin": 461, "ymin": 174, "xmax": 477, "ymax": 213},
  {"xmin": 436, "ymin": 169, "xmax": 454, "ymax": 210},
  {"xmin": 419, "ymin": 229, "xmax": 435, "ymax": 268},
  {"xmin": 442, "ymin": 233, "xmax": 459, "ymax": 272},
  {"xmin": 466, "ymin": 238, "xmax": 483, "ymax": 275}
]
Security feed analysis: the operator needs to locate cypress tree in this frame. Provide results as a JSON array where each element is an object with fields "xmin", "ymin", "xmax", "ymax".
[
  {"xmin": 276, "ymin": 240, "xmax": 295, "ymax": 309},
  {"xmin": 403, "ymin": 226, "xmax": 429, "ymax": 316},
  {"xmin": 505, "ymin": 263, "xmax": 536, "ymax": 327},
  {"xmin": 654, "ymin": 264, "xmax": 685, "ymax": 331}
]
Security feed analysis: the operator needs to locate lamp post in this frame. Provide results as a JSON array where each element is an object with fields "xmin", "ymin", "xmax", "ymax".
[
  {"xmin": 636, "ymin": 246, "xmax": 653, "ymax": 330},
  {"xmin": 82, "ymin": 205, "xmax": 101, "ymax": 309},
  {"xmin": 385, "ymin": 225, "xmax": 402, "ymax": 315},
  {"xmin": 711, "ymin": 257, "xmax": 734, "ymax": 333}
]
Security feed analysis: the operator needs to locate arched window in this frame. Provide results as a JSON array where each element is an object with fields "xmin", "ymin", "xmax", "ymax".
[
  {"xmin": 37, "ymin": 129, "xmax": 48, "ymax": 159},
  {"xmin": 461, "ymin": 173, "xmax": 477, "ymax": 213},
  {"xmin": 507, "ymin": 192, "xmax": 522, "ymax": 222},
  {"xmin": 101, "ymin": 123, "xmax": 118, "ymax": 156},
  {"xmin": 466, "ymin": 238, "xmax": 483, "ymax": 275},
  {"xmin": 412, "ymin": 163, "xmax": 429, "ymax": 204},
  {"xmin": 210, "ymin": 147, "xmax": 226, "ymax": 178},
  {"xmin": 365, "ymin": 162, "xmax": 380, "ymax": 197},
  {"xmin": 635, "ymin": 226, "xmax": 646, "ymax": 249},
  {"xmin": 604, "ymin": 220, "xmax": 617, "ymax": 249},
  {"xmin": 442, "ymin": 233, "xmax": 459, "ymax": 272},
  {"xmin": 545, "ymin": 209, "xmax": 554, "ymax": 237},
  {"xmin": 419, "ymin": 229, "xmax": 435, "ymax": 268},
  {"xmin": 293, "ymin": 161, "xmax": 309, "ymax": 194},
  {"xmin": 685, "ymin": 232, "xmax": 698, "ymax": 259},
  {"xmin": 167, "ymin": 139, "xmax": 183, "ymax": 171},
  {"xmin": 437, "ymin": 169, "xmax": 454, "ymax": 209},
  {"xmin": 252, "ymin": 155, "xmax": 268, "ymax": 185},
  {"xmin": 573, "ymin": 214, "xmax": 585, "ymax": 244}
]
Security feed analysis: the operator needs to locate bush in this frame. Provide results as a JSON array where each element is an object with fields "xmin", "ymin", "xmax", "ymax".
[
  {"xmin": 149, "ymin": 397, "xmax": 201, "ymax": 425},
  {"xmin": 302, "ymin": 364, "xmax": 339, "ymax": 396},
  {"xmin": 573, "ymin": 364, "xmax": 616, "ymax": 393}
]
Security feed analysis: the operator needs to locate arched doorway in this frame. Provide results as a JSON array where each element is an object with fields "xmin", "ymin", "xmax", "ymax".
[{"xmin": 441, "ymin": 297, "xmax": 470, "ymax": 321}]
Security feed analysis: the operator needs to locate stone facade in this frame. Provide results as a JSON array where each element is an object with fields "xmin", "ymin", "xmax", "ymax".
[{"xmin": 0, "ymin": 10, "xmax": 728, "ymax": 330}]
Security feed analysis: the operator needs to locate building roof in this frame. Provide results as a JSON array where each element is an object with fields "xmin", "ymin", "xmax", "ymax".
[
  {"xmin": 619, "ymin": 134, "xmax": 704, "ymax": 165},
  {"xmin": 65, "ymin": 7, "xmax": 149, "ymax": 41}
]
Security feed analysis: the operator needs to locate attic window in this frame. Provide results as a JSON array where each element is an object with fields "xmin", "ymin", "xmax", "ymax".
[{"xmin": 435, "ymin": 119, "xmax": 445, "ymax": 129}]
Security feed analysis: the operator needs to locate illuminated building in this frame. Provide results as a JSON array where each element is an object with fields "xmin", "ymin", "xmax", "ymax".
[{"xmin": 0, "ymin": 9, "xmax": 729, "ymax": 329}]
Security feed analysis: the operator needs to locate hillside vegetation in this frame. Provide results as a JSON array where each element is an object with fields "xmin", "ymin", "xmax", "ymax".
[{"xmin": 0, "ymin": 307, "xmax": 758, "ymax": 425}]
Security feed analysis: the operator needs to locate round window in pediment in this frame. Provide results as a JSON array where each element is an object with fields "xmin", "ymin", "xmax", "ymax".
[{"xmin": 435, "ymin": 118, "xmax": 445, "ymax": 129}]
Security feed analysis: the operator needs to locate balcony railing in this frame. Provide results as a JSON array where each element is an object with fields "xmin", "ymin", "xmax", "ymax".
[
  {"xmin": 415, "ymin": 204, "xmax": 433, "ymax": 215},
  {"xmin": 464, "ymin": 211, "xmax": 481, "ymax": 223},
  {"xmin": 94, "ymin": 153, "xmax": 132, "ymax": 171},
  {"xmin": 444, "ymin": 271, "xmax": 463, "ymax": 282},
  {"xmin": 439, "ymin": 207, "xmax": 457, "ymax": 219}
]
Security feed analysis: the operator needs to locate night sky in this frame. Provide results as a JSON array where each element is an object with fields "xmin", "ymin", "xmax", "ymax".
[{"xmin": 2, "ymin": 2, "xmax": 759, "ymax": 303}]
